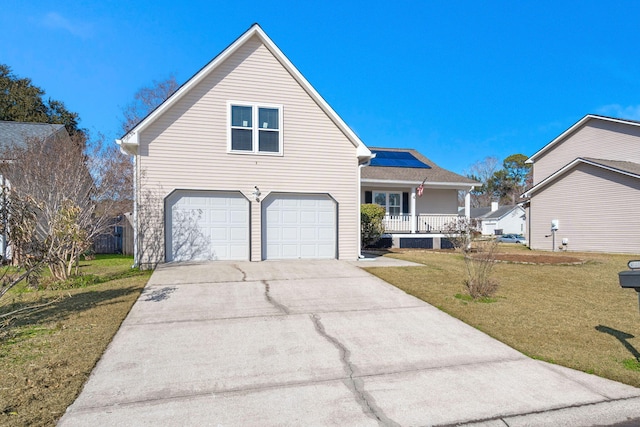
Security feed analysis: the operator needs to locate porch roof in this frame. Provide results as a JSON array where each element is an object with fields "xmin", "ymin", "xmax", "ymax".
[{"xmin": 363, "ymin": 147, "xmax": 479, "ymax": 187}]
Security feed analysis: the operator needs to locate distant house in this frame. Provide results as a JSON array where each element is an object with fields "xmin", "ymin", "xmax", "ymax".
[
  {"xmin": 362, "ymin": 147, "xmax": 478, "ymax": 249},
  {"xmin": 0, "ymin": 121, "xmax": 70, "ymax": 260},
  {"xmin": 468, "ymin": 202, "xmax": 526, "ymax": 236},
  {"xmin": 523, "ymin": 114, "xmax": 640, "ymax": 253},
  {"xmin": 117, "ymin": 24, "xmax": 372, "ymax": 267}
]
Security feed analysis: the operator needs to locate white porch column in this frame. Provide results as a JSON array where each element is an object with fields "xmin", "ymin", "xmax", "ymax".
[
  {"xmin": 464, "ymin": 189, "xmax": 471, "ymax": 219},
  {"xmin": 410, "ymin": 187, "xmax": 416, "ymax": 233}
]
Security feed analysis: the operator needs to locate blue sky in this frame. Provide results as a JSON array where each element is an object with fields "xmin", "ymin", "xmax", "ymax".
[{"xmin": 2, "ymin": 1, "xmax": 640, "ymax": 174}]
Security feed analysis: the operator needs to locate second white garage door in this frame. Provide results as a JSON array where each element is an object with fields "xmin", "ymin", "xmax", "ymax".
[{"xmin": 263, "ymin": 194, "xmax": 336, "ymax": 259}]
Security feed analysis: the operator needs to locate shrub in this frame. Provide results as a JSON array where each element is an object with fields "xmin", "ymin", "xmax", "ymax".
[
  {"xmin": 361, "ymin": 204, "xmax": 386, "ymax": 247},
  {"xmin": 444, "ymin": 216, "xmax": 499, "ymax": 298}
]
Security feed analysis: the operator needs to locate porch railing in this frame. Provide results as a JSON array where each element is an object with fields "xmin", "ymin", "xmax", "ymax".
[{"xmin": 382, "ymin": 214, "xmax": 460, "ymax": 233}]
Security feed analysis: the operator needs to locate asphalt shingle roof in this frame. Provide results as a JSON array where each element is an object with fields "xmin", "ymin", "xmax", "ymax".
[
  {"xmin": 581, "ymin": 157, "xmax": 640, "ymax": 177},
  {"xmin": 468, "ymin": 205, "xmax": 521, "ymax": 220},
  {"xmin": 0, "ymin": 121, "xmax": 65, "ymax": 150},
  {"xmin": 362, "ymin": 147, "xmax": 479, "ymax": 185}
]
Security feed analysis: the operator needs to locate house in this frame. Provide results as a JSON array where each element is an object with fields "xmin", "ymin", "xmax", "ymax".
[
  {"xmin": 469, "ymin": 202, "xmax": 526, "ymax": 236},
  {"xmin": 523, "ymin": 114, "xmax": 640, "ymax": 253},
  {"xmin": 117, "ymin": 24, "xmax": 372, "ymax": 267},
  {"xmin": 361, "ymin": 147, "xmax": 478, "ymax": 249},
  {"xmin": 0, "ymin": 120, "xmax": 70, "ymax": 260}
]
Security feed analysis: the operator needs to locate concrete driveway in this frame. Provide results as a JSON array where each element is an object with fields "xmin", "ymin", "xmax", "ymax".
[{"xmin": 60, "ymin": 259, "xmax": 640, "ymax": 426}]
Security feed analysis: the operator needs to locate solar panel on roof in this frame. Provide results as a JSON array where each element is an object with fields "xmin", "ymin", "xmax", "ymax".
[{"xmin": 370, "ymin": 150, "xmax": 431, "ymax": 169}]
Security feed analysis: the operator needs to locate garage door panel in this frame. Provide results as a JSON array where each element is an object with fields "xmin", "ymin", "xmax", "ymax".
[
  {"xmin": 167, "ymin": 191, "xmax": 249, "ymax": 262},
  {"xmin": 281, "ymin": 244, "xmax": 299, "ymax": 258},
  {"xmin": 263, "ymin": 194, "xmax": 336, "ymax": 260},
  {"xmin": 300, "ymin": 227, "xmax": 317, "ymax": 240},
  {"xmin": 282, "ymin": 211, "xmax": 298, "ymax": 224},
  {"xmin": 318, "ymin": 211, "xmax": 334, "ymax": 224},
  {"xmin": 300, "ymin": 211, "xmax": 317, "ymax": 224},
  {"xmin": 281, "ymin": 227, "xmax": 299, "ymax": 240}
]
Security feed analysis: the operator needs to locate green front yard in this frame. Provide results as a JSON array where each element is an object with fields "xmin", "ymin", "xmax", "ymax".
[
  {"xmin": 2, "ymin": 247, "xmax": 640, "ymax": 426},
  {"xmin": 0, "ymin": 255, "xmax": 151, "ymax": 427},
  {"xmin": 366, "ymin": 245, "xmax": 640, "ymax": 388}
]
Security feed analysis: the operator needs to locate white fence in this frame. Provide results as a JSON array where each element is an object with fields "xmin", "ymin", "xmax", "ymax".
[{"xmin": 382, "ymin": 214, "xmax": 460, "ymax": 233}]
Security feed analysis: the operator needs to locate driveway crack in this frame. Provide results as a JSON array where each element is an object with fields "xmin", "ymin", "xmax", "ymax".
[
  {"xmin": 310, "ymin": 313, "xmax": 400, "ymax": 427},
  {"xmin": 263, "ymin": 280, "xmax": 289, "ymax": 314},
  {"xmin": 231, "ymin": 264, "xmax": 247, "ymax": 281}
]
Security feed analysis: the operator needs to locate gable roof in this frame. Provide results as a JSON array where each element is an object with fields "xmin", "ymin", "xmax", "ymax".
[
  {"xmin": 362, "ymin": 147, "xmax": 479, "ymax": 188},
  {"xmin": 468, "ymin": 205, "xmax": 522, "ymax": 221},
  {"xmin": 469, "ymin": 206, "xmax": 491, "ymax": 218},
  {"xmin": 526, "ymin": 114, "xmax": 640, "ymax": 164},
  {"xmin": 522, "ymin": 157, "xmax": 640, "ymax": 197},
  {"xmin": 0, "ymin": 121, "xmax": 66, "ymax": 151},
  {"xmin": 117, "ymin": 23, "xmax": 371, "ymax": 161},
  {"xmin": 482, "ymin": 205, "xmax": 522, "ymax": 220}
]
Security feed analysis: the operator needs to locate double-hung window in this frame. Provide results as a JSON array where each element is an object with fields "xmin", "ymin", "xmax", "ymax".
[
  {"xmin": 373, "ymin": 192, "xmax": 402, "ymax": 215},
  {"xmin": 229, "ymin": 102, "xmax": 282, "ymax": 154}
]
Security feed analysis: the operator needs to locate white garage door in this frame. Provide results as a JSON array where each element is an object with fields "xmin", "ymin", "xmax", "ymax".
[
  {"xmin": 166, "ymin": 191, "xmax": 249, "ymax": 262},
  {"xmin": 263, "ymin": 194, "xmax": 336, "ymax": 259}
]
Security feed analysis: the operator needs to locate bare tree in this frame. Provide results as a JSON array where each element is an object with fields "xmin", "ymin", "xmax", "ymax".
[
  {"xmin": 120, "ymin": 75, "xmax": 179, "ymax": 134},
  {"xmin": 464, "ymin": 156, "xmax": 499, "ymax": 208},
  {"xmin": 0, "ymin": 132, "xmax": 126, "ymax": 284},
  {"xmin": 443, "ymin": 217, "xmax": 499, "ymax": 299}
]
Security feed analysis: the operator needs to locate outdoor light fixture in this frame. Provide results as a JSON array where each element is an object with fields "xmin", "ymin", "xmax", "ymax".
[{"xmin": 252, "ymin": 186, "xmax": 261, "ymax": 202}]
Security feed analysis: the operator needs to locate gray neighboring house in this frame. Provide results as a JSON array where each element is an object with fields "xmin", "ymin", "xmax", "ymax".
[
  {"xmin": 0, "ymin": 121, "xmax": 69, "ymax": 259},
  {"xmin": 117, "ymin": 24, "xmax": 372, "ymax": 267},
  {"xmin": 361, "ymin": 147, "xmax": 479, "ymax": 249},
  {"xmin": 469, "ymin": 202, "xmax": 526, "ymax": 236},
  {"xmin": 523, "ymin": 114, "xmax": 640, "ymax": 253}
]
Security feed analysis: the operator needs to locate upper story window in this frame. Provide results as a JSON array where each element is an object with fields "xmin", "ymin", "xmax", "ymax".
[{"xmin": 229, "ymin": 102, "xmax": 282, "ymax": 155}]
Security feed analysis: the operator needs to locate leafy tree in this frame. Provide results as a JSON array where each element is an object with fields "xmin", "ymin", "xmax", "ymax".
[
  {"xmin": 120, "ymin": 75, "xmax": 180, "ymax": 134},
  {"xmin": 0, "ymin": 64, "xmax": 82, "ymax": 136},
  {"xmin": 465, "ymin": 154, "xmax": 532, "ymax": 207},
  {"xmin": 502, "ymin": 153, "xmax": 532, "ymax": 202}
]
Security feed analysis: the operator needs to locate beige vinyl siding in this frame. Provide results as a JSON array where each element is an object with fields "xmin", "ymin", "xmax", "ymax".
[
  {"xmin": 529, "ymin": 163, "xmax": 640, "ymax": 253},
  {"xmin": 533, "ymin": 120, "xmax": 640, "ymax": 184},
  {"xmin": 416, "ymin": 189, "xmax": 458, "ymax": 214},
  {"xmin": 136, "ymin": 35, "xmax": 359, "ymax": 263}
]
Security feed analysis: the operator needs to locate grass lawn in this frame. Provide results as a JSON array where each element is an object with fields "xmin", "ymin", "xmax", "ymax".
[
  {"xmin": 0, "ymin": 255, "xmax": 151, "ymax": 427},
  {"xmin": 366, "ymin": 245, "xmax": 640, "ymax": 388}
]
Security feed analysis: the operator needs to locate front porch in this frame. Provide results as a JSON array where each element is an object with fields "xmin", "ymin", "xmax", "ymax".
[{"xmin": 383, "ymin": 214, "xmax": 459, "ymax": 233}]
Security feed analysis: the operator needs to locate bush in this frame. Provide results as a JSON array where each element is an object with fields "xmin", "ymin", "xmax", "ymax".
[
  {"xmin": 361, "ymin": 204, "xmax": 386, "ymax": 247},
  {"xmin": 444, "ymin": 216, "xmax": 499, "ymax": 298}
]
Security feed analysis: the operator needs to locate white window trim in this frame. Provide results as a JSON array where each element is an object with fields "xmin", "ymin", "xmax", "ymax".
[
  {"xmin": 373, "ymin": 191, "xmax": 403, "ymax": 215},
  {"xmin": 227, "ymin": 101, "xmax": 283, "ymax": 155}
]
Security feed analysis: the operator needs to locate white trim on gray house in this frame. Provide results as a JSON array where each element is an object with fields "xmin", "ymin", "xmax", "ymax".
[{"xmin": 523, "ymin": 157, "xmax": 640, "ymax": 197}]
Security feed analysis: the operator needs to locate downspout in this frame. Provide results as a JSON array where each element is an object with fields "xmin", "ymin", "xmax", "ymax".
[
  {"xmin": 358, "ymin": 159, "xmax": 371, "ymax": 259},
  {"xmin": 117, "ymin": 138, "xmax": 138, "ymax": 268},
  {"xmin": 132, "ymin": 154, "xmax": 138, "ymax": 268}
]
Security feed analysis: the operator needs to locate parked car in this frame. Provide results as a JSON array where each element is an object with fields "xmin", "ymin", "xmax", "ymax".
[{"xmin": 496, "ymin": 234, "xmax": 527, "ymax": 244}]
